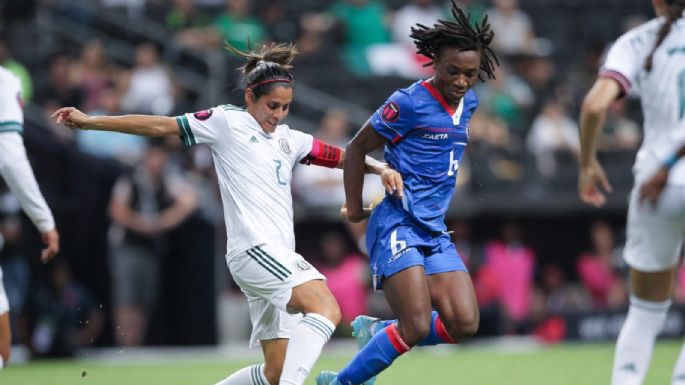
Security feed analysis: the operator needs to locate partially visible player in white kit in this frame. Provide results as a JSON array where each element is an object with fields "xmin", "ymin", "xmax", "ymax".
[
  {"xmin": 0, "ymin": 66, "xmax": 60, "ymax": 369},
  {"xmin": 578, "ymin": 0, "xmax": 685, "ymax": 384},
  {"xmin": 52, "ymin": 42, "xmax": 403, "ymax": 385}
]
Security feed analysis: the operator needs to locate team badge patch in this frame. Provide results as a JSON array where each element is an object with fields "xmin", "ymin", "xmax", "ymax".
[
  {"xmin": 381, "ymin": 101, "xmax": 400, "ymax": 122},
  {"xmin": 294, "ymin": 259, "xmax": 311, "ymax": 271},
  {"xmin": 279, "ymin": 138, "xmax": 291, "ymax": 154},
  {"xmin": 193, "ymin": 109, "xmax": 213, "ymax": 121}
]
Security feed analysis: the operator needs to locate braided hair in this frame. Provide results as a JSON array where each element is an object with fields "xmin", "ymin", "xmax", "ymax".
[
  {"xmin": 411, "ymin": 0, "xmax": 499, "ymax": 81},
  {"xmin": 225, "ymin": 42, "xmax": 298, "ymax": 99},
  {"xmin": 644, "ymin": 0, "xmax": 685, "ymax": 71}
]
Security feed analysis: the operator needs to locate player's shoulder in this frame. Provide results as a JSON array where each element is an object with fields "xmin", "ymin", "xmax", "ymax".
[
  {"xmin": 465, "ymin": 89, "xmax": 479, "ymax": 107},
  {"xmin": 615, "ymin": 17, "xmax": 662, "ymax": 49},
  {"xmin": 0, "ymin": 66, "xmax": 20, "ymax": 88}
]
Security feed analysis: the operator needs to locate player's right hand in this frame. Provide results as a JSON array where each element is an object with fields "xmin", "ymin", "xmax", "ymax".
[
  {"xmin": 51, "ymin": 107, "xmax": 92, "ymax": 129},
  {"xmin": 639, "ymin": 166, "xmax": 668, "ymax": 207},
  {"xmin": 578, "ymin": 160, "xmax": 613, "ymax": 208},
  {"xmin": 40, "ymin": 228, "xmax": 60, "ymax": 263}
]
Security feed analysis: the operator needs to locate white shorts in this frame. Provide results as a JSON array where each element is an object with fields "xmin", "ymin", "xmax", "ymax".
[
  {"xmin": 0, "ymin": 267, "xmax": 8, "ymax": 314},
  {"xmin": 227, "ymin": 243, "xmax": 325, "ymax": 348},
  {"xmin": 623, "ymin": 185, "xmax": 685, "ymax": 272}
]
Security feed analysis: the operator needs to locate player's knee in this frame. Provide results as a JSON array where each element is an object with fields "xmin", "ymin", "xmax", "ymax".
[
  {"xmin": 446, "ymin": 313, "xmax": 479, "ymax": 341},
  {"xmin": 263, "ymin": 362, "xmax": 283, "ymax": 385}
]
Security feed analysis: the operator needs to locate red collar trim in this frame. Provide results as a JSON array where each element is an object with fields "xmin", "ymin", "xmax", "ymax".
[{"xmin": 421, "ymin": 80, "xmax": 455, "ymax": 116}]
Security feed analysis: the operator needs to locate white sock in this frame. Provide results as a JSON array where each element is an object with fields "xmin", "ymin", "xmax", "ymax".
[
  {"xmin": 0, "ymin": 355, "xmax": 4, "ymax": 370},
  {"xmin": 671, "ymin": 336, "xmax": 685, "ymax": 384},
  {"xmin": 612, "ymin": 296, "xmax": 670, "ymax": 385},
  {"xmin": 279, "ymin": 313, "xmax": 335, "ymax": 385},
  {"xmin": 214, "ymin": 363, "xmax": 269, "ymax": 385}
]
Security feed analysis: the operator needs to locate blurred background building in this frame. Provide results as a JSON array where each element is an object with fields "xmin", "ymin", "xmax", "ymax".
[{"xmin": 1, "ymin": 0, "xmax": 683, "ymax": 357}]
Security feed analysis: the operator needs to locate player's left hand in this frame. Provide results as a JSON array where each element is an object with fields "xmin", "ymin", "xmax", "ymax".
[
  {"xmin": 578, "ymin": 160, "xmax": 613, "ymax": 208},
  {"xmin": 380, "ymin": 167, "xmax": 403, "ymax": 199},
  {"xmin": 40, "ymin": 228, "xmax": 60, "ymax": 263},
  {"xmin": 639, "ymin": 167, "xmax": 668, "ymax": 207}
]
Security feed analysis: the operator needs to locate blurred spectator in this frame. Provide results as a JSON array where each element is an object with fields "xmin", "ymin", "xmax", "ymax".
[
  {"xmin": 449, "ymin": 0, "xmax": 487, "ymax": 24},
  {"xmin": 526, "ymin": 99, "xmax": 579, "ymax": 177},
  {"xmin": 0, "ymin": 215, "xmax": 30, "ymax": 341},
  {"xmin": 598, "ymin": 99, "xmax": 641, "ymax": 153},
  {"xmin": 531, "ymin": 264, "xmax": 577, "ymax": 343},
  {"xmin": 212, "ymin": 0, "xmax": 266, "ymax": 51},
  {"xmin": 482, "ymin": 222, "xmax": 536, "ymax": 334},
  {"xmin": 35, "ymin": 53, "xmax": 85, "ymax": 111},
  {"xmin": 25, "ymin": 261, "xmax": 104, "ymax": 357},
  {"xmin": 165, "ymin": 0, "xmax": 211, "ymax": 30},
  {"xmin": 121, "ymin": 42, "xmax": 174, "ymax": 116},
  {"xmin": 293, "ymin": 108, "xmax": 384, "ymax": 209},
  {"xmin": 576, "ymin": 220, "xmax": 627, "ymax": 310},
  {"xmin": 316, "ymin": 231, "xmax": 368, "ymax": 324},
  {"xmin": 327, "ymin": 0, "xmax": 391, "ymax": 76},
  {"xmin": 468, "ymin": 112, "xmax": 523, "ymax": 184},
  {"xmin": 100, "ymin": 0, "xmax": 146, "ymax": 19},
  {"xmin": 260, "ymin": 0, "xmax": 297, "ymax": 43},
  {"xmin": 77, "ymin": 89, "xmax": 147, "ymax": 165},
  {"xmin": 475, "ymin": 62, "xmax": 535, "ymax": 132},
  {"xmin": 69, "ymin": 39, "xmax": 117, "ymax": 112},
  {"xmin": 108, "ymin": 141, "xmax": 197, "ymax": 346},
  {"xmin": 485, "ymin": 0, "xmax": 536, "ymax": 56},
  {"xmin": 391, "ymin": 0, "xmax": 443, "ymax": 46},
  {"xmin": 0, "ymin": 37, "xmax": 33, "ymax": 102}
]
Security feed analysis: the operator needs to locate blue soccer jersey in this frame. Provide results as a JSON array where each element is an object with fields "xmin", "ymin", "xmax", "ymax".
[{"xmin": 370, "ymin": 80, "xmax": 478, "ymax": 232}]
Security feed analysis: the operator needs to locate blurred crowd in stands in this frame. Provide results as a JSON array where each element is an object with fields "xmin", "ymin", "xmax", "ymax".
[{"xmin": 0, "ymin": 0, "xmax": 680, "ymax": 356}]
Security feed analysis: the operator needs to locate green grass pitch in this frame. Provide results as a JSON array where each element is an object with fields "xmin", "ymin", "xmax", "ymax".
[{"xmin": 2, "ymin": 341, "xmax": 683, "ymax": 385}]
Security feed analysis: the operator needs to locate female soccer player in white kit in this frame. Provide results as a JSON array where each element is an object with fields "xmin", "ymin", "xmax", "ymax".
[
  {"xmin": 0, "ymin": 66, "xmax": 60, "ymax": 369},
  {"xmin": 578, "ymin": 1, "xmax": 685, "ymax": 384},
  {"xmin": 52, "ymin": 43, "xmax": 402, "ymax": 385}
]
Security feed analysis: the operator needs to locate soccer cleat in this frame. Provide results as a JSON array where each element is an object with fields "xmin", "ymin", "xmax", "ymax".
[
  {"xmin": 316, "ymin": 371, "xmax": 341, "ymax": 385},
  {"xmin": 351, "ymin": 315, "xmax": 385, "ymax": 385}
]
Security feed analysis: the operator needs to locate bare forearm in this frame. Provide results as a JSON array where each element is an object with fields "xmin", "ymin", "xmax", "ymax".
[
  {"xmin": 87, "ymin": 115, "xmax": 179, "ymax": 137},
  {"xmin": 579, "ymin": 108, "xmax": 606, "ymax": 169},
  {"xmin": 343, "ymin": 144, "xmax": 367, "ymax": 218},
  {"xmin": 156, "ymin": 198, "xmax": 197, "ymax": 231}
]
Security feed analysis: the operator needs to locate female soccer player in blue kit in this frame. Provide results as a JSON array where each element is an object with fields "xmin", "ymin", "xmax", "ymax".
[{"xmin": 317, "ymin": 2, "xmax": 499, "ymax": 385}]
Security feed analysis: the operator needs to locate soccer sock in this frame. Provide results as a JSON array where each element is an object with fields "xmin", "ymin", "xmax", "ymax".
[
  {"xmin": 338, "ymin": 323, "xmax": 411, "ymax": 385},
  {"xmin": 214, "ymin": 363, "xmax": 269, "ymax": 385},
  {"xmin": 671, "ymin": 333, "xmax": 685, "ymax": 383},
  {"xmin": 417, "ymin": 311, "xmax": 457, "ymax": 346},
  {"xmin": 375, "ymin": 311, "xmax": 456, "ymax": 346},
  {"xmin": 611, "ymin": 296, "xmax": 670, "ymax": 385},
  {"xmin": 0, "ymin": 355, "xmax": 4, "ymax": 370},
  {"xmin": 279, "ymin": 313, "xmax": 335, "ymax": 385}
]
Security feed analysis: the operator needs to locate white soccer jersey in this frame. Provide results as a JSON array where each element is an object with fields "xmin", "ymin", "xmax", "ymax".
[
  {"xmin": 0, "ymin": 66, "xmax": 55, "ymax": 232},
  {"xmin": 0, "ymin": 66, "xmax": 23, "ymax": 132},
  {"xmin": 601, "ymin": 15, "xmax": 685, "ymax": 184},
  {"xmin": 177, "ymin": 105, "xmax": 314, "ymax": 260}
]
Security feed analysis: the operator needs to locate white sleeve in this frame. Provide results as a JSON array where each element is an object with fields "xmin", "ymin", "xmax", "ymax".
[
  {"xmin": 176, "ymin": 107, "xmax": 226, "ymax": 147},
  {"xmin": 600, "ymin": 31, "xmax": 648, "ymax": 96},
  {"xmin": 290, "ymin": 129, "xmax": 314, "ymax": 162},
  {"xmin": 0, "ymin": 134, "xmax": 55, "ymax": 232}
]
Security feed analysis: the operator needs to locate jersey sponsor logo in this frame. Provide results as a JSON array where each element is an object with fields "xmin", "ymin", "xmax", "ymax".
[
  {"xmin": 422, "ymin": 133, "xmax": 448, "ymax": 140},
  {"xmin": 294, "ymin": 259, "xmax": 311, "ymax": 271},
  {"xmin": 193, "ymin": 109, "xmax": 213, "ymax": 121},
  {"xmin": 381, "ymin": 101, "xmax": 400, "ymax": 123},
  {"xmin": 279, "ymin": 138, "xmax": 291, "ymax": 154}
]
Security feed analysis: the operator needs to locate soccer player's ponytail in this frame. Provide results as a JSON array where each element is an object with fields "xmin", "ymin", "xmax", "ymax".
[
  {"xmin": 644, "ymin": 0, "xmax": 685, "ymax": 72},
  {"xmin": 410, "ymin": 0, "xmax": 499, "ymax": 81},
  {"xmin": 225, "ymin": 42, "xmax": 297, "ymax": 99}
]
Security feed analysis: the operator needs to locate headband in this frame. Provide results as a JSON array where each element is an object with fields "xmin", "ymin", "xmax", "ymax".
[{"xmin": 247, "ymin": 78, "xmax": 293, "ymax": 89}]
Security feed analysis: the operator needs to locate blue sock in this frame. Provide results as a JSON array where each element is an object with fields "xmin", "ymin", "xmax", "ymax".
[
  {"xmin": 379, "ymin": 311, "xmax": 457, "ymax": 347},
  {"xmin": 337, "ymin": 323, "xmax": 410, "ymax": 385}
]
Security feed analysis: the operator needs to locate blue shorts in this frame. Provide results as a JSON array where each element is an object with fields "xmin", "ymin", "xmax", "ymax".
[{"xmin": 366, "ymin": 199, "xmax": 467, "ymax": 290}]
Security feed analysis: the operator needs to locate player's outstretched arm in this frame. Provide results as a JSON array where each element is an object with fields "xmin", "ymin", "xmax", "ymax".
[
  {"xmin": 578, "ymin": 78, "xmax": 619, "ymax": 207},
  {"xmin": 344, "ymin": 122, "xmax": 388, "ymax": 222},
  {"xmin": 51, "ymin": 107, "xmax": 180, "ymax": 137}
]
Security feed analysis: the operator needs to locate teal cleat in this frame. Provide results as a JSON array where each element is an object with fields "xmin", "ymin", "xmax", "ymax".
[
  {"xmin": 316, "ymin": 371, "xmax": 341, "ymax": 385},
  {"xmin": 351, "ymin": 315, "xmax": 385, "ymax": 385}
]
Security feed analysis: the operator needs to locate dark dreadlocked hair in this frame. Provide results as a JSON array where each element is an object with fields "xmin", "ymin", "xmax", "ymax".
[
  {"xmin": 410, "ymin": 0, "xmax": 499, "ymax": 81},
  {"xmin": 225, "ymin": 42, "xmax": 298, "ymax": 99},
  {"xmin": 645, "ymin": 0, "xmax": 685, "ymax": 71}
]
